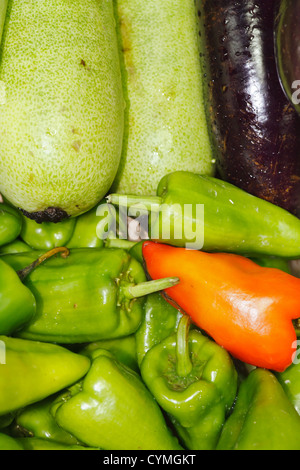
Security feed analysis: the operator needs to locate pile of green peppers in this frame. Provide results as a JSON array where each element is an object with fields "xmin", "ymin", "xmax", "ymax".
[{"xmin": 1, "ymin": 180, "xmax": 300, "ymax": 452}]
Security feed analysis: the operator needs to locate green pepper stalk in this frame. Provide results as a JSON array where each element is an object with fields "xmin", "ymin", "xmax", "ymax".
[
  {"xmin": 17, "ymin": 246, "xmax": 70, "ymax": 281},
  {"xmin": 217, "ymin": 368, "xmax": 300, "ymax": 450},
  {"xmin": 0, "ymin": 258, "xmax": 36, "ymax": 336},
  {"xmin": 50, "ymin": 349, "xmax": 183, "ymax": 450},
  {"xmin": 108, "ymin": 171, "xmax": 300, "ymax": 257},
  {"xmin": 140, "ymin": 315, "xmax": 238, "ymax": 450},
  {"xmin": 0, "ymin": 239, "xmax": 32, "ymax": 255},
  {"xmin": 2, "ymin": 248, "xmax": 179, "ymax": 343}
]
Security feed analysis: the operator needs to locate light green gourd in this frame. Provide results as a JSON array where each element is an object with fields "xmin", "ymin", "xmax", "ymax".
[
  {"xmin": 112, "ymin": 0, "xmax": 215, "ymax": 196},
  {"xmin": 0, "ymin": 0, "xmax": 124, "ymax": 221}
]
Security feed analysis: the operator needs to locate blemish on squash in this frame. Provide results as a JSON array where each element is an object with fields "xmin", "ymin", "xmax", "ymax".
[
  {"xmin": 72, "ymin": 128, "xmax": 82, "ymax": 135},
  {"xmin": 71, "ymin": 140, "xmax": 82, "ymax": 152},
  {"xmin": 80, "ymin": 59, "xmax": 91, "ymax": 71}
]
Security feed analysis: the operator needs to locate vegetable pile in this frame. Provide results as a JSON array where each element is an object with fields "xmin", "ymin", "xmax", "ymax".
[{"xmin": 0, "ymin": 0, "xmax": 300, "ymax": 452}]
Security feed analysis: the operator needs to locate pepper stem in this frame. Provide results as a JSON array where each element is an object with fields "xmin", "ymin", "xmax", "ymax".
[
  {"xmin": 105, "ymin": 238, "xmax": 137, "ymax": 250},
  {"xmin": 17, "ymin": 246, "xmax": 70, "ymax": 282},
  {"xmin": 107, "ymin": 194, "xmax": 162, "ymax": 213},
  {"xmin": 121, "ymin": 276, "xmax": 180, "ymax": 299},
  {"xmin": 176, "ymin": 314, "xmax": 193, "ymax": 377}
]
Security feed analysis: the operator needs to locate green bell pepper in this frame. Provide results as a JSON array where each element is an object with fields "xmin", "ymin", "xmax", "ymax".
[
  {"xmin": 80, "ymin": 335, "xmax": 139, "ymax": 373},
  {"xmin": 108, "ymin": 171, "xmax": 300, "ymax": 258},
  {"xmin": 67, "ymin": 203, "xmax": 114, "ymax": 248},
  {"xmin": 20, "ymin": 215, "xmax": 76, "ymax": 250},
  {"xmin": 0, "ymin": 335, "xmax": 90, "ymax": 416},
  {"xmin": 51, "ymin": 349, "xmax": 183, "ymax": 450},
  {"xmin": 105, "ymin": 238, "xmax": 137, "ymax": 251},
  {"xmin": 2, "ymin": 248, "xmax": 178, "ymax": 344},
  {"xmin": 14, "ymin": 394, "xmax": 82, "ymax": 445},
  {"xmin": 128, "ymin": 240, "xmax": 143, "ymax": 263},
  {"xmin": 0, "ymin": 203, "xmax": 23, "ymax": 247},
  {"xmin": 0, "ymin": 257, "xmax": 36, "ymax": 335},
  {"xmin": 249, "ymin": 255, "xmax": 292, "ymax": 274},
  {"xmin": 0, "ymin": 239, "xmax": 32, "ymax": 254},
  {"xmin": 0, "ymin": 432, "xmax": 24, "ymax": 450},
  {"xmin": 276, "ymin": 357, "xmax": 300, "ymax": 415},
  {"xmin": 135, "ymin": 292, "xmax": 182, "ymax": 367},
  {"xmin": 20, "ymin": 202, "xmax": 117, "ymax": 250},
  {"xmin": 0, "ymin": 0, "xmax": 8, "ymax": 44},
  {"xmin": 0, "ymin": 246, "xmax": 71, "ymax": 335},
  {"xmin": 140, "ymin": 315, "xmax": 238, "ymax": 450},
  {"xmin": 0, "ymin": 413, "xmax": 15, "ymax": 429},
  {"xmin": 217, "ymin": 368, "xmax": 300, "ymax": 450}
]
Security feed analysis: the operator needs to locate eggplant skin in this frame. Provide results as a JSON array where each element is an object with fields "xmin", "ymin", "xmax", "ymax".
[
  {"xmin": 275, "ymin": 0, "xmax": 300, "ymax": 116},
  {"xmin": 197, "ymin": 0, "xmax": 300, "ymax": 217}
]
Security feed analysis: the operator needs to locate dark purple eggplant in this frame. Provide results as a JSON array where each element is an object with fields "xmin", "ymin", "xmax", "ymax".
[
  {"xmin": 275, "ymin": 0, "xmax": 300, "ymax": 116},
  {"xmin": 196, "ymin": 0, "xmax": 300, "ymax": 217}
]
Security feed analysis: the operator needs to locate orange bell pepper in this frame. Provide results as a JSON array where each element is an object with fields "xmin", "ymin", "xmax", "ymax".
[{"xmin": 142, "ymin": 241, "xmax": 300, "ymax": 372}]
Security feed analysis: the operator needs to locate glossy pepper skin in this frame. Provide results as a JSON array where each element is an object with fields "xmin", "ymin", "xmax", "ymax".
[
  {"xmin": 141, "ymin": 315, "xmax": 238, "ymax": 450},
  {"xmin": 67, "ymin": 202, "xmax": 114, "ymax": 249},
  {"xmin": 0, "ymin": 239, "xmax": 32, "ymax": 254},
  {"xmin": 0, "ymin": 202, "xmax": 23, "ymax": 247},
  {"xmin": 0, "ymin": 432, "xmax": 24, "ymax": 451},
  {"xmin": 80, "ymin": 335, "xmax": 139, "ymax": 373},
  {"xmin": 17, "ymin": 438, "xmax": 98, "ymax": 451},
  {"xmin": 0, "ymin": 413, "xmax": 15, "ymax": 429},
  {"xmin": 20, "ymin": 201, "xmax": 115, "ymax": 250},
  {"xmin": 135, "ymin": 292, "xmax": 182, "ymax": 367},
  {"xmin": 217, "ymin": 368, "xmax": 300, "ymax": 450},
  {"xmin": 276, "ymin": 356, "xmax": 300, "ymax": 415},
  {"xmin": 20, "ymin": 215, "xmax": 76, "ymax": 250},
  {"xmin": 142, "ymin": 241, "xmax": 300, "ymax": 372},
  {"xmin": 129, "ymin": 236, "xmax": 183, "ymax": 368},
  {"xmin": 2, "ymin": 247, "xmax": 177, "ymax": 344},
  {"xmin": 14, "ymin": 394, "xmax": 82, "ymax": 446},
  {"xmin": 108, "ymin": 171, "xmax": 300, "ymax": 258},
  {"xmin": 51, "ymin": 349, "xmax": 183, "ymax": 450},
  {"xmin": 0, "ymin": 258, "xmax": 36, "ymax": 335},
  {"xmin": 0, "ymin": 335, "xmax": 90, "ymax": 416},
  {"xmin": 0, "ymin": 1, "xmax": 8, "ymax": 45},
  {"xmin": 0, "ymin": 246, "xmax": 70, "ymax": 335}
]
